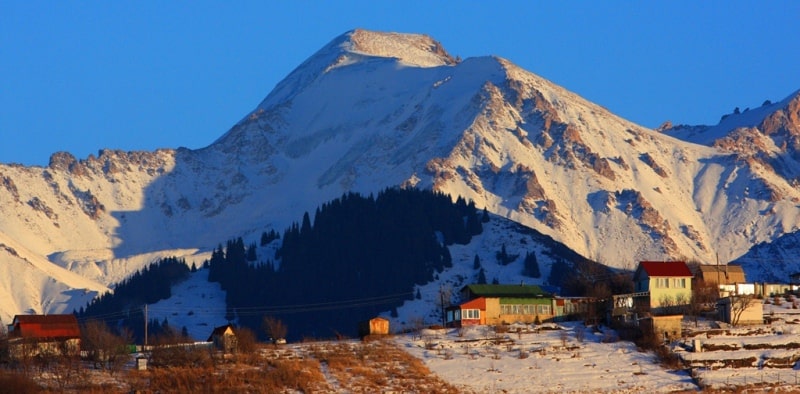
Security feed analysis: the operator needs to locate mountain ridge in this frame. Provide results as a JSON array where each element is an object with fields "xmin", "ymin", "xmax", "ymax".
[{"xmin": 2, "ymin": 29, "xmax": 800, "ymax": 324}]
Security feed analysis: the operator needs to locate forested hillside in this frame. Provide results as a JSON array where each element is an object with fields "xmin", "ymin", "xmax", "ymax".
[{"xmin": 209, "ymin": 188, "xmax": 484, "ymax": 339}]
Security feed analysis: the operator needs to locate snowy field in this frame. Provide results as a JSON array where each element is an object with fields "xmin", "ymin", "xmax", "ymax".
[
  {"xmin": 673, "ymin": 297, "xmax": 800, "ymax": 391},
  {"xmin": 396, "ymin": 323, "xmax": 697, "ymax": 393}
]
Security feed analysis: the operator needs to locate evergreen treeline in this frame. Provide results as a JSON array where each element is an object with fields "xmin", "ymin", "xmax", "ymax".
[
  {"xmin": 209, "ymin": 187, "xmax": 483, "ymax": 339},
  {"xmin": 77, "ymin": 257, "xmax": 191, "ymax": 341}
]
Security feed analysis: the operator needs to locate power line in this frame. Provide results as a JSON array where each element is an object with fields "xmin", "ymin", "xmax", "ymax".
[{"xmin": 77, "ymin": 291, "xmax": 414, "ymax": 322}]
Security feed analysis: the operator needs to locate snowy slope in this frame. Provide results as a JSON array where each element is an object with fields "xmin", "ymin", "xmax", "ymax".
[{"xmin": 1, "ymin": 29, "xmax": 800, "ymax": 323}]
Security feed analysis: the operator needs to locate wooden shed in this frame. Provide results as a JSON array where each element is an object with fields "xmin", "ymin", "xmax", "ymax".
[
  {"xmin": 359, "ymin": 317, "xmax": 389, "ymax": 338},
  {"xmin": 207, "ymin": 324, "xmax": 238, "ymax": 353}
]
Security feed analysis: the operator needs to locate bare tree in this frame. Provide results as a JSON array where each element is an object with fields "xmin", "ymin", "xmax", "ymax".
[
  {"xmin": 730, "ymin": 294, "xmax": 756, "ymax": 327},
  {"xmin": 689, "ymin": 279, "xmax": 719, "ymax": 326},
  {"xmin": 82, "ymin": 320, "xmax": 132, "ymax": 375},
  {"xmin": 262, "ymin": 316, "xmax": 288, "ymax": 345},
  {"xmin": 409, "ymin": 316, "xmax": 425, "ymax": 340}
]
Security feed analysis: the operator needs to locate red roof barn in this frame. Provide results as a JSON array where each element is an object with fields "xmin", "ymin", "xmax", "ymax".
[{"xmin": 9, "ymin": 314, "xmax": 81, "ymax": 340}]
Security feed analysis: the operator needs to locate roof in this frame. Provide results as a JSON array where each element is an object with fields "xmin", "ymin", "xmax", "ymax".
[
  {"xmin": 636, "ymin": 261, "xmax": 693, "ymax": 278},
  {"xmin": 11, "ymin": 314, "xmax": 81, "ymax": 339},
  {"xmin": 207, "ymin": 324, "xmax": 235, "ymax": 342},
  {"xmin": 458, "ymin": 297, "xmax": 487, "ymax": 310},
  {"xmin": 463, "ymin": 284, "xmax": 551, "ymax": 298},
  {"xmin": 696, "ymin": 264, "xmax": 745, "ymax": 275}
]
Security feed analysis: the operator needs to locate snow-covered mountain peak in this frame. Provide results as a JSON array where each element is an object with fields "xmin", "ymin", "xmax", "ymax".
[
  {"xmin": 344, "ymin": 29, "xmax": 458, "ymax": 67},
  {"xmin": 245, "ymin": 29, "xmax": 457, "ymax": 109}
]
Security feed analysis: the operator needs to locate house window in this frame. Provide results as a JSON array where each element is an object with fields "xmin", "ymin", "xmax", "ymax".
[
  {"xmin": 656, "ymin": 278, "xmax": 669, "ymax": 288},
  {"xmin": 537, "ymin": 305, "xmax": 551, "ymax": 315},
  {"xmin": 672, "ymin": 278, "xmax": 686, "ymax": 288},
  {"xmin": 463, "ymin": 309, "xmax": 480, "ymax": 319}
]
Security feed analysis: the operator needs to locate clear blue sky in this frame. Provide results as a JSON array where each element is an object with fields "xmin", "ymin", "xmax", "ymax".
[{"xmin": 2, "ymin": 1, "xmax": 799, "ymax": 166}]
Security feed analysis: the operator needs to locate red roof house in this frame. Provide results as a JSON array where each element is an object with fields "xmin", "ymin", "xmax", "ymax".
[
  {"xmin": 633, "ymin": 261, "xmax": 693, "ymax": 310},
  {"xmin": 10, "ymin": 314, "xmax": 81, "ymax": 340}
]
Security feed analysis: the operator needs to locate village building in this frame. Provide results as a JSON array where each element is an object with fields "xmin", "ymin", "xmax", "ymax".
[
  {"xmin": 446, "ymin": 284, "xmax": 590, "ymax": 327},
  {"xmin": 717, "ymin": 296, "xmax": 764, "ymax": 326},
  {"xmin": 359, "ymin": 317, "xmax": 390, "ymax": 338},
  {"xmin": 207, "ymin": 324, "xmax": 238, "ymax": 353},
  {"xmin": 694, "ymin": 264, "xmax": 746, "ymax": 286},
  {"xmin": 611, "ymin": 261, "xmax": 694, "ymax": 340},
  {"xmin": 7, "ymin": 314, "xmax": 82, "ymax": 360},
  {"xmin": 633, "ymin": 261, "xmax": 693, "ymax": 312}
]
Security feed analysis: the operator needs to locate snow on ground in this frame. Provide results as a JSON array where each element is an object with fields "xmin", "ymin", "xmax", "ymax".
[{"xmin": 396, "ymin": 323, "xmax": 697, "ymax": 393}]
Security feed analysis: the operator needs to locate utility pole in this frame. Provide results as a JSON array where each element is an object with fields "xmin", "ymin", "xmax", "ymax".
[
  {"xmin": 144, "ymin": 304, "xmax": 148, "ymax": 349},
  {"xmin": 440, "ymin": 286, "xmax": 446, "ymax": 328}
]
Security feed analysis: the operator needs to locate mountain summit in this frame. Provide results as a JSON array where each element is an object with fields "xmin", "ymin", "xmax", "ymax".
[{"xmin": 1, "ymin": 29, "xmax": 800, "ymax": 321}]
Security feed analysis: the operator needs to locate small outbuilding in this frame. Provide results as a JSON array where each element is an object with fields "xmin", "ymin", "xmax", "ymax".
[
  {"xmin": 717, "ymin": 296, "xmax": 763, "ymax": 326},
  {"xmin": 207, "ymin": 324, "xmax": 238, "ymax": 353},
  {"xmin": 359, "ymin": 317, "xmax": 390, "ymax": 338}
]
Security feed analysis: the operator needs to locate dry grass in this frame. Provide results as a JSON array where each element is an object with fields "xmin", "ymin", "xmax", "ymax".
[
  {"xmin": 0, "ymin": 339, "xmax": 457, "ymax": 393},
  {"xmin": 308, "ymin": 339, "xmax": 459, "ymax": 393}
]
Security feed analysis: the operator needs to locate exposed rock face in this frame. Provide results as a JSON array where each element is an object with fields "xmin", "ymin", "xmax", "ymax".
[
  {"xmin": 639, "ymin": 153, "xmax": 668, "ymax": 178},
  {"xmin": 1, "ymin": 173, "xmax": 20, "ymax": 203}
]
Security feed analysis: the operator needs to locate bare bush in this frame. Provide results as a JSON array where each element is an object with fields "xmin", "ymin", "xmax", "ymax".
[
  {"xmin": 423, "ymin": 336, "xmax": 436, "ymax": 350},
  {"xmin": 234, "ymin": 326, "xmax": 258, "ymax": 355},
  {"xmin": 149, "ymin": 329, "xmax": 212, "ymax": 368},
  {"xmin": 81, "ymin": 320, "xmax": 132, "ymax": 374}
]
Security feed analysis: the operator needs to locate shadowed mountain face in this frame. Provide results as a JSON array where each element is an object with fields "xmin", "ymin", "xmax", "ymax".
[{"xmin": 1, "ymin": 29, "xmax": 800, "ymax": 321}]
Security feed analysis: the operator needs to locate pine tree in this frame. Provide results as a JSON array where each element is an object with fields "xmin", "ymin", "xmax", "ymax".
[
  {"xmin": 442, "ymin": 245, "xmax": 452, "ymax": 267},
  {"xmin": 481, "ymin": 207, "xmax": 490, "ymax": 223},
  {"xmin": 477, "ymin": 268, "xmax": 487, "ymax": 284},
  {"xmin": 473, "ymin": 254, "xmax": 481, "ymax": 270},
  {"xmin": 246, "ymin": 242, "xmax": 258, "ymax": 262},
  {"xmin": 523, "ymin": 252, "xmax": 541, "ymax": 278},
  {"xmin": 301, "ymin": 211, "xmax": 312, "ymax": 235}
]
